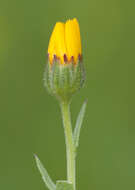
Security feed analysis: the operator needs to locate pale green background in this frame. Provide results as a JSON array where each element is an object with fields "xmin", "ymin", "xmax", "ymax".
[{"xmin": 0, "ymin": 0, "xmax": 134, "ymax": 190}]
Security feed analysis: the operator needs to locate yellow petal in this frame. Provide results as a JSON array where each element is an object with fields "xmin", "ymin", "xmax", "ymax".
[
  {"xmin": 48, "ymin": 24, "xmax": 57, "ymax": 63},
  {"xmin": 48, "ymin": 22, "xmax": 67, "ymax": 64},
  {"xmin": 65, "ymin": 18, "xmax": 82, "ymax": 63}
]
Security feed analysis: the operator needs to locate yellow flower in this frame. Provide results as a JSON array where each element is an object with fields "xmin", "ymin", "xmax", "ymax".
[
  {"xmin": 48, "ymin": 18, "xmax": 82, "ymax": 64},
  {"xmin": 44, "ymin": 18, "xmax": 85, "ymax": 100}
]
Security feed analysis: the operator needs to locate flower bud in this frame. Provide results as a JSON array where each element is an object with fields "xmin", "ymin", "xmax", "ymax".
[{"xmin": 44, "ymin": 18, "xmax": 85, "ymax": 102}]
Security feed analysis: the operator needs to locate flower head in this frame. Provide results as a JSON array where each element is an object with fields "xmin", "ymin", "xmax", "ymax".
[
  {"xmin": 48, "ymin": 18, "xmax": 82, "ymax": 64},
  {"xmin": 44, "ymin": 18, "xmax": 85, "ymax": 102}
]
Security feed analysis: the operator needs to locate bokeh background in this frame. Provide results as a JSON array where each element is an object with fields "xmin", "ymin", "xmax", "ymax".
[{"xmin": 0, "ymin": 0, "xmax": 134, "ymax": 189}]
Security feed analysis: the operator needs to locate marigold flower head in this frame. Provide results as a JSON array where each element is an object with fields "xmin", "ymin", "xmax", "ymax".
[
  {"xmin": 48, "ymin": 18, "xmax": 82, "ymax": 64},
  {"xmin": 44, "ymin": 18, "xmax": 85, "ymax": 102}
]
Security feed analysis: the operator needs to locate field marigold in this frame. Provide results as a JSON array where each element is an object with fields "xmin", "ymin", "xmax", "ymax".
[{"xmin": 44, "ymin": 18, "xmax": 85, "ymax": 101}]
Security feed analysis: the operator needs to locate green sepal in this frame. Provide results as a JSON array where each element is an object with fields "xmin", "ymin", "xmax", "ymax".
[
  {"xmin": 73, "ymin": 100, "xmax": 87, "ymax": 148},
  {"xmin": 34, "ymin": 154, "xmax": 56, "ymax": 190},
  {"xmin": 44, "ymin": 59, "xmax": 85, "ymax": 102},
  {"xmin": 56, "ymin": 181, "xmax": 73, "ymax": 190}
]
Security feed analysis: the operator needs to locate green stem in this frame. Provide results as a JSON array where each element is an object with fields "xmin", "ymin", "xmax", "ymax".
[{"xmin": 60, "ymin": 101, "xmax": 76, "ymax": 190}]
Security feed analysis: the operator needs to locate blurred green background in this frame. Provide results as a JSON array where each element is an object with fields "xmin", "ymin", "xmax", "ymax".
[{"xmin": 0, "ymin": 0, "xmax": 134, "ymax": 189}]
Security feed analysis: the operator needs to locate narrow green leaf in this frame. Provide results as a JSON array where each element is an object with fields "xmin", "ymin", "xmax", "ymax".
[
  {"xmin": 73, "ymin": 100, "xmax": 87, "ymax": 148},
  {"xmin": 34, "ymin": 154, "xmax": 56, "ymax": 190},
  {"xmin": 56, "ymin": 181, "xmax": 73, "ymax": 190}
]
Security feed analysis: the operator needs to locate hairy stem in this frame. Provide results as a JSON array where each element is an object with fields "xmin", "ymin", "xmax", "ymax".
[{"xmin": 60, "ymin": 101, "xmax": 76, "ymax": 190}]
